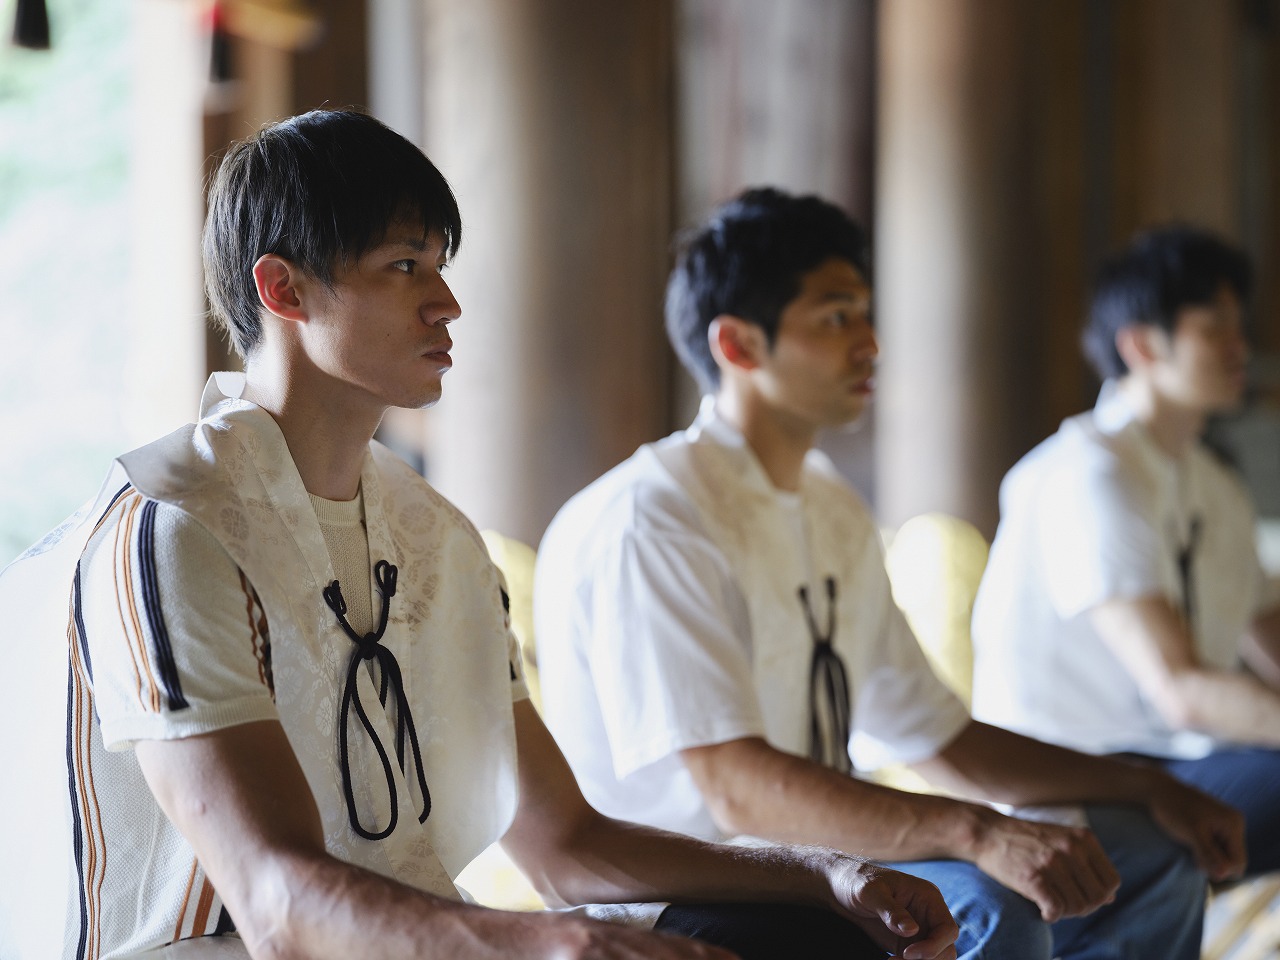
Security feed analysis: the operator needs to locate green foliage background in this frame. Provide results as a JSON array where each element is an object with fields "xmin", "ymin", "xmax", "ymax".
[{"xmin": 0, "ymin": 0, "xmax": 131, "ymax": 561}]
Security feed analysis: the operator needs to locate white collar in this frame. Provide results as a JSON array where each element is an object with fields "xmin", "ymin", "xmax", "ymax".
[
  {"xmin": 686, "ymin": 394, "xmax": 750, "ymax": 450},
  {"xmin": 683, "ymin": 394, "xmax": 820, "ymax": 499},
  {"xmin": 1092, "ymin": 379, "xmax": 1141, "ymax": 436}
]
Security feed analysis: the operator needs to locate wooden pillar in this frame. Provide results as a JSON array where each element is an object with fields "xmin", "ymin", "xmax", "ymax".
[
  {"xmin": 1110, "ymin": 0, "xmax": 1239, "ymax": 239},
  {"xmin": 876, "ymin": 0, "xmax": 1063, "ymax": 536},
  {"xmin": 202, "ymin": 0, "xmax": 368, "ymax": 375},
  {"xmin": 675, "ymin": 0, "xmax": 878, "ymax": 498},
  {"xmin": 423, "ymin": 0, "xmax": 674, "ymax": 546},
  {"xmin": 1109, "ymin": 1, "xmax": 1279, "ymax": 359}
]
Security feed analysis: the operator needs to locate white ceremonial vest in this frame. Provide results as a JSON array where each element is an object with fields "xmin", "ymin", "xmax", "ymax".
[
  {"xmin": 0, "ymin": 374, "xmax": 519, "ymax": 958},
  {"xmin": 119, "ymin": 373, "xmax": 519, "ymax": 889}
]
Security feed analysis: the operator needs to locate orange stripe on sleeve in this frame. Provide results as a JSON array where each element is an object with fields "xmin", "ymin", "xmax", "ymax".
[
  {"xmin": 172, "ymin": 859, "xmax": 199, "ymax": 943},
  {"xmin": 120, "ymin": 498, "xmax": 163, "ymax": 713},
  {"xmin": 88, "ymin": 486, "xmax": 134, "ymax": 539},
  {"xmin": 109, "ymin": 499, "xmax": 147, "ymax": 711},
  {"xmin": 239, "ymin": 571, "xmax": 267, "ymax": 688},
  {"xmin": 191, "ymin": 874, "xmax": 216, "ymax": 936}
]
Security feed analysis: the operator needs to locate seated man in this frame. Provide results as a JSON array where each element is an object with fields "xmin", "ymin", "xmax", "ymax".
[
  {"xmin": 534, "ymin": 188, "xmax": 1246, "ymax": 960},
  {"xmin": 971, "ymin": 225, "xmax": 1280, "ymax": 876},
  {"xmin": 0, "ymin": 112, "xmax": 958, "ymax": 960}
]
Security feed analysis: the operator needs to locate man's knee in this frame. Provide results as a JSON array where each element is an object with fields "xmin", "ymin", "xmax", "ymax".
[
  {"xmin": 1086, "ymin": 804, "xmax": 1205, "ymax": 898},
  {"xmin": 893, "ymin": 861, "xmax": 1053, "ymax": 960},
  {"xmin": 952, "ymin": 875, "xmax": 1053, "ymax": 960}
]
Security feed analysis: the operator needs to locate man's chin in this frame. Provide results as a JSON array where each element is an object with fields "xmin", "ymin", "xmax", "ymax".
[
  {"xmin": 400, "ymin": 384, "xmax": 444, "ymax": 411},
  {"xmin": 830, "ymin": 397, "xmax": 871, "ymax": 430}
]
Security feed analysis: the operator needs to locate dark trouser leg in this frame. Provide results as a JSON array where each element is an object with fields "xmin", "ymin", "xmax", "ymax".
[
  {"xmin": 654, "ymin": 902, "xmax": 886, "ymax": 960},
  {"xmin": 1050, "ymin": 805, "xmax": 1206, "ymax": 960},
  {"xmin": 1152, "ymin": 748, "xmax": 1280, "ymax": 876}
]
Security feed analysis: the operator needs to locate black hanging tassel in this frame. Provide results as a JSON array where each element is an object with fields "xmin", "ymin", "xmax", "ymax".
[
  {"xmin": 323, "ymin": 561, "xmax": 432, "ymax": 841},
  {"xmin": 13, "ymin": 0, "xmax": 51, "ymax": 50},
  {"xmin": 799, "ymin": 577, "xmax": 853, "ymax": 776}
]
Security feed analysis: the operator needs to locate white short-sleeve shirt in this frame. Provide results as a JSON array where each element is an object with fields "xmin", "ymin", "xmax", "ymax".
[
  {"xmin": 535, "ymin": 398, "xmax": 970, "ymax": 840},
  {"xmin": 971, "ymin": 383, "xmax": 1271, "ymax": 759}
]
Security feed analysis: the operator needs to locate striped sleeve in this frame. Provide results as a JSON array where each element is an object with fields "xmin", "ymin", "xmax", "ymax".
[{"xmin": 76, "ymin": 491, "xmax": 279, "ymax": 750}]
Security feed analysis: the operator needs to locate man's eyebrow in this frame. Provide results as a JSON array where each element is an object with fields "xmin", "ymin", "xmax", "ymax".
[
  {"xmin": 387, "ymin": 235, "xmax": 429, "ymax": 252},
  {"xmin": 816, "ymin": 289, "xmax": 871, "ymax": 304}
]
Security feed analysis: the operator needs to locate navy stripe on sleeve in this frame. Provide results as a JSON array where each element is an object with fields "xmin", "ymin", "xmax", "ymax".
[
  {"xmin": 71, "ymin": 563, "xmax": 94, "ymax": 686},
  {"xmin": 137, "ymin": 501, "xmax": 189, "ymax": 711},
  {"xmin": 101, "ymin": 482, "xmax": 132, "ymax": 517},
  {"xmin": 65, "ymin": 664, "xmax": 89, "ymax": 960}
]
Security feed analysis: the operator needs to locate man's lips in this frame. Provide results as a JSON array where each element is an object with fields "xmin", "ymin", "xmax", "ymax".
[
  {"xmin": 850, "ymin": 373, "xmax": 876, "ymax": 394},
  {"xmin": 423, "ymin": 341, "xmax": 453, "ymax": 363}
]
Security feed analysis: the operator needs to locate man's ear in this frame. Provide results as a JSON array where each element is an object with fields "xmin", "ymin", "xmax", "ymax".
[
  {"xmin": 709, "ymin": 315, "xmax": 766, "ymax": 373},
  {"xmin": 251, "ymin": 254, "xmax": 307, "ymax": 323},
  {"xmin": 1115, "ymin": 323, "xmax": 1169, "ymax": 372}
]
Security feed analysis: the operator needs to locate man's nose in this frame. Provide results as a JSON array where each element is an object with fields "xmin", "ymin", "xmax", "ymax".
[
  {"xmin": 431, "ymin": 277, "xmax": 462, "ymax": 324},
  {"xmin": 857, "ymin": 325, "xmax": 880, "ymax": 360}
]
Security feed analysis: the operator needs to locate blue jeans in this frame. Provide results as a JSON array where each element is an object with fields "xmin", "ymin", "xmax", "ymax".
[
  {"xmin": 888, "ymin": 805, "xmax": 1205, "ymax": 960},
  {"xmin": 1148, "ymin": 748, "xmax": 1280, "ymax": 876}
]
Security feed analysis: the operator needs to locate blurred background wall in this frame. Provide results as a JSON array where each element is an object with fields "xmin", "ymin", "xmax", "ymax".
[{"xmin": 3, "ymin": 0, "xmax": 1279, "ymax": 557}]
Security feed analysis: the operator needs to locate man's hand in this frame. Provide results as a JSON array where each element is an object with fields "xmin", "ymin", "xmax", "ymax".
[
  {"xmin": 822, "ymin": 853, "xmax": 959, "ymax": 960},
  {"xmin": 969, "ymin": 815, "xmax": 1119, "ymax": 922},
  {"xmin": 1143, "ymin": 774, "xmax": 1246, "ymax": 882}
]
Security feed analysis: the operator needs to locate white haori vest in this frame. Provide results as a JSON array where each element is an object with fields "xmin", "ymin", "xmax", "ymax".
[{"xmin": 1, "ymin": 374, "xmax": 519, "ymax": 956}]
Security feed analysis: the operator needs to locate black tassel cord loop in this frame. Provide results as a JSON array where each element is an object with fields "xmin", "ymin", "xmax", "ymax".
[
  {"xmin": 1176, "ymin": 516, "xmax": 1202, "ymax": 629},
  {"xmin": 798, "ymin": 577, "xmax": 852, "ymax": 776},
  {"xmin": 323, "ymin": 560, "xmax": 432, "ymax": 841}
]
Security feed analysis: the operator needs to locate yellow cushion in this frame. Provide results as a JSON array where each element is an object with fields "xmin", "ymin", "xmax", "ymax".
[
  {"xmin": 455, "ymin": 531, "xmax": 544, "ymax": 911},
  {"xmin": 883, "ymin": 512, "xmax": 989, "ymax": 709},
  {"xmin": 870, "ymin": 514, "xmax": 989, "ymax": 794}
]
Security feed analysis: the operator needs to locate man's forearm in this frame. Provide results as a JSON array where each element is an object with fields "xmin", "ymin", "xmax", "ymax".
[
  {"xmin": 679, "ymin": 737, "xmax": 996, "ymax": 864},
  {"xmin": 238, "ymin": 850, "xmax": 540, "ymax": 959},
  {"xmin": 1091, "ymin": 596, "xmax": 1280, "ymax": 747},
  {"xmin": 912, "ymin": 722, "xmax": 1171, "ymax": 809},
  {"xmin": 519, "ymin": 810, "xmax": 840, "ymax": 912},
  {"xmin": 1165, "ymin": 667, "xmax": 1280, "ymax": 745}
]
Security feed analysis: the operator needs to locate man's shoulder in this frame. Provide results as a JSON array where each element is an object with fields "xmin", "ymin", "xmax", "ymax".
[
  {"xmin": 1005, "ymin": 412, "xmax": 1152, "ymax": 505},
  {"xmin": 542, "ymin": 438, "xmax": 705, "ymax": 562}
]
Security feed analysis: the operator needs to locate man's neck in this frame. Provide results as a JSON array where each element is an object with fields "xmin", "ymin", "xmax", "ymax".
[
  {"xmin": 1116, "ymin": 376, "xmax": 1205, "ymax": 460},
  {"xmin": 714, "ymin": 386, "xmax": 816, "ymax": 493},
  {"xmin": 241, "ymin": 356, "xmax": 384, "ymax": 502}
]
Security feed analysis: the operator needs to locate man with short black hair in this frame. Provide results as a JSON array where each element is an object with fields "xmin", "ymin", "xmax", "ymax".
[
  {"xmin": 535, "ymin": 189, "xmax": 1246, "ymax": 960},
  {"xmin": 0, "ymin": 112, "xmax": 958, "ymax": 960},
  {"xmin": 972, "ymin": 224, "xmax": 1280, "ymax": 876}
]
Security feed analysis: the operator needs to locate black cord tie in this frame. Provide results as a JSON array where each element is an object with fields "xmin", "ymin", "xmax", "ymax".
[
  {"xmin": 322, "ymin": 560, "xmax": 431, "ymax": 840},
  {"xmin": 798, "ymin": 576, "xmax": 852, "ymax": 775},
  {"xmin": 1176, "ymin": 515, "xmax": 1203, "ymax": 630}
]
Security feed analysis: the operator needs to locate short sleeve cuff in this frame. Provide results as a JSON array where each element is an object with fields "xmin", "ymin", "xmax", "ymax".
[
  {"xmin": 612, "ymin": 714, "xmax": 766, "ymax": 781},
  {"xmin": 850, "ymin": 695, "xmax": 971, "ymax": 771},
  {"xmin": 100, "ymin": 694, "xmax": 279, "ymax": 751}
]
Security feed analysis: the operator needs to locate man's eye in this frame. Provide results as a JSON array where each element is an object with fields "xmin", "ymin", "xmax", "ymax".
[{"xmin": 393, "ymin": 259, "xmax": 416, "ymax": 274}]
